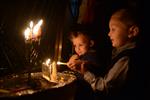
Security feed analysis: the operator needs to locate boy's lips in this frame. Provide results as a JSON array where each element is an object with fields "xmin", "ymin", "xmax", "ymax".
[
  {"xmin": 77, "ymin": 52, "xmax": 82, "ymax": 56},
  {"xmin": 78, "ymin": 53, "xmax": 81, "ymax": 55},
  {"xmin": 110, "ymin": 38, "xmax": 114, "ymax": 42}
]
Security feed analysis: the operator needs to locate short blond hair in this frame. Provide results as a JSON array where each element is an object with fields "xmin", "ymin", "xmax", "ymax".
[{"xmin": 111, "ymin": 8, "xmax": 140, "ymax": 27}]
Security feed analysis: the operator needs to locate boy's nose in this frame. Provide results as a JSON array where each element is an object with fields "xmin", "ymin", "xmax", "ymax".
[
  {"xmin": 108, "ymin": 32, "xmax": 111, "ymax": 37},
  {"xmin": 77, "ymin": 47, "xmax": 80, "ymax": 51}
]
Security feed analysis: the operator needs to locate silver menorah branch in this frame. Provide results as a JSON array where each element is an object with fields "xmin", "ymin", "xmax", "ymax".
[{"xmin": 24, "ymin": 19, "xmax": 43, "ymax": 81}]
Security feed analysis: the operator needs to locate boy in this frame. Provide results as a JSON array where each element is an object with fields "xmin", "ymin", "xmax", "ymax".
[
  {"xmin": 67, "ymin": 30, "xmax": 101, "ymax": 75},
  {"xmin": 83, "ymin": 8, "xmax": 144, "ymax": 99},
  {"xmin": 66, "ymin": 29, "xmax": 102, "ymax": 100}
]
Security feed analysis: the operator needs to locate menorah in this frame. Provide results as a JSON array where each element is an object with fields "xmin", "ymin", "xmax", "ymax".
[{"xmin": 24, "ymin": 19, "xmax": 43, "ymax": 80}]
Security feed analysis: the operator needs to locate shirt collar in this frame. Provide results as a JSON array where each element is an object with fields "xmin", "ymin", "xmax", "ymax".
[{"xmin": 112, "ymin": 42, "xmax": 136, "ymax": 58}]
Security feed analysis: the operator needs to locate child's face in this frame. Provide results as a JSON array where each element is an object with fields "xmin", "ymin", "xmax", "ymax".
[
  {"xmin": 72, "ymin": 34, "xmax": 90, "ymax": 56},
  {"xmin": 108, "ymin": 16, "xmax": 130, "ymax": 48}
]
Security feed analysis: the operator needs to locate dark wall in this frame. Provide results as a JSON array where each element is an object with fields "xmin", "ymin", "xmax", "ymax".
[
  {"xmin": 0, "ymin": 0, "xmax": 69, "ymax": 74},
  {"xmin": 0, "ymin": 0, "xmax": 148, "ymax": 75}
]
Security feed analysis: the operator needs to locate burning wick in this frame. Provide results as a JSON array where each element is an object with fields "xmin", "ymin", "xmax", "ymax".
[
  {"xmin": 57, "ymin": 61, "xmax": 67, "ymax": 65},
  {"xmin": 33, "ymin": 19, "xmax": 43, "ymax": 38},
  {"xmin": 45, "ymin": 58, "xmax": 51, "ymax": 66}
]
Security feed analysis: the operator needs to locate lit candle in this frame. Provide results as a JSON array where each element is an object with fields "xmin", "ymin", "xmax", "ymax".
[
  {"xmin": 24, "ymin": 27, "xmax": 31, "ymax": 41},
  {"xmin": 29, "ymin": 21, "xmax": 34, "ymax": 39},
  {"xmin": 57, "ymin": 61, "xmax": 67, "ymax": 65},
  {"xmin": 45, "ymin": 58, "xmax": 51, "ymax": 66},
  {"xmin": 30, "ymin": 21, "xmax": 34, "ymax": 29},
  {"xmin": 51, "ymin": 61, "xmax": 57, "ymax": 82},
  {"xmin": 33, "ymin": 19, "xmax": 43, "ymax": 39},
  {"xmin": 42, "ymin": 59, "xmax": 57, "ymax": 82},
  {"xmin": 24, "ymin": 19, "xmax": 43, "ymax": 41},
  {"xmin": 42, "ymin": 58, "xmax": 52, "ymax": 81}
]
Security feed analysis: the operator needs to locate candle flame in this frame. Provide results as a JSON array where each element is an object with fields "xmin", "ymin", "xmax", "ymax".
[
  {"xmin": 45, "ymin": 58, "xmax": 51, "ymax": 66},
  {"xmin": 57, "ymin": 61, "xmax": 67, "ymax": 65},
  {"xmin": 33, "ymin": 19, "xmax": 43, "ymax": 37},
  {"xmin": 37, "ymin": 19, "xmax": 43, "ymax": 26},
  {"xmin": 24, "ymin": 27, "xmax": 31, "ymax": 40},
  {"xmin": 24, "ymin": 19, "xmax": 43, "ymax": 41},
  {"xmin": 30, "ymin": 21, "xmax": 34, "ymax": 29}
]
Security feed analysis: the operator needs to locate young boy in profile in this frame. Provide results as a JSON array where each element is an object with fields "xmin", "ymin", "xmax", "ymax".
[{"xmin": 82, "ymin": 8, "xmax": 145, "ymax": 99}]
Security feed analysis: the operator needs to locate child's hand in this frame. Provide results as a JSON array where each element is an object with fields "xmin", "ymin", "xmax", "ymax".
[{"xmin": 67, "ymin": 54, "xmax": 81, "ymax": 70}]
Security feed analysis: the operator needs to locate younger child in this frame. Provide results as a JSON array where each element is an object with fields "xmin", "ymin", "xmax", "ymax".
[
  {"xmin": 66, "ymin": 29, "xmax": 102, "ymax": 100},
  {"xmin": 67, "ymin": 30, "xmax": 101, "ymax": 76}
]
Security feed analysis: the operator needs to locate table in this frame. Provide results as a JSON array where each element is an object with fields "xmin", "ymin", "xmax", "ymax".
[{"xmin": 0, "ymin": 72, "xmax": 77, "ymax": 100}]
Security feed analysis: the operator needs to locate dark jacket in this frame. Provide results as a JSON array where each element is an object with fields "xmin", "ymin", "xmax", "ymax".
[{"xmin": 84, "ymin": 42, "xmax": 148, "ymax": 99}]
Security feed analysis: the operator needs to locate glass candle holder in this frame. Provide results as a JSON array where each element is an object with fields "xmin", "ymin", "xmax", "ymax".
[{"xmin": 42, "ymin": 60, "xmax": 57, "ymax": 82}]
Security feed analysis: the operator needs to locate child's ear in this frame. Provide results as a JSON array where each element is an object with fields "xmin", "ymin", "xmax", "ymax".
[
  {"xmin": 128, "ymin": 25, "xmax": 139, "ymax": 38},
  {"xmin": 90, "ymin": 40, "xmax": 94, "ymax": 47}
]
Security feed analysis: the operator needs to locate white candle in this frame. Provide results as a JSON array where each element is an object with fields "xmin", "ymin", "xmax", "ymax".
[
  {"xmin": 57, "ymin": 61, "xmax": 67, "ymax": 65},
  {"xmin": 50, "ymin": 61, "xmax": 57, "ymax": 82}
]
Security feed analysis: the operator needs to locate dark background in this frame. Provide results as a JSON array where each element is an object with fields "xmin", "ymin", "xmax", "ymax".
[{"xmin": 0, "ymin": 0, "xmax": 148, "ymax": 75}]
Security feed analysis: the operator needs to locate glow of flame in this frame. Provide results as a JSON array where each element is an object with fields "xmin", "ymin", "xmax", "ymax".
[
  {"xmin": 57, "ymin": 61, "xmax": 67, "ymax": 65},
  {"xmin": 45, "ymin": 58, "xmax": 51, "ymax": 66},
  {"xmin": 24, "ymin": 19, "xmax": 43, "ymax": 41},
  {"xmin": 37, "ymin": 19, "xmax": 43, "ymax": 26},
  {"xmin": 30, "ymin": 21, "xmax": 34, "ymax": 29},
  {"xmin": 24, "ymin": 27, "xmax": 31, "ymax": 40},
  {"xmin": 33, "ymin": 19, "xmax": 43, "ymax": 37}
]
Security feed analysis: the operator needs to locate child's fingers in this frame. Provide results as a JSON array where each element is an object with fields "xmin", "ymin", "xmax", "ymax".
[
  {"xmin": 67, "ymin": 63, "xmax": 77, "ymax": 71},
  {"xmin": 71, "ymin": 66, "xmax": 76, "ymax": 70},
  {"xmin": 67, "ymin": 62, "xmax": 75, "ymax": 68}
]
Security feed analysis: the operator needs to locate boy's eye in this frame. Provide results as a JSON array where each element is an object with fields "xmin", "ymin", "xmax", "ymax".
[
  {"xmin": 73, "ymin": 45, "xmax": 76, "ymax": 48},
  {"xmin": 111, "ymin": 27, "xmax": 114, "ymax": 30},
  {"xmin": 110, "ymin": 28, "xmax": 115, "ymax": 32},
  {"xmin": 79, "ymin": 44, "xmax": 83, "ymax": 46}
]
